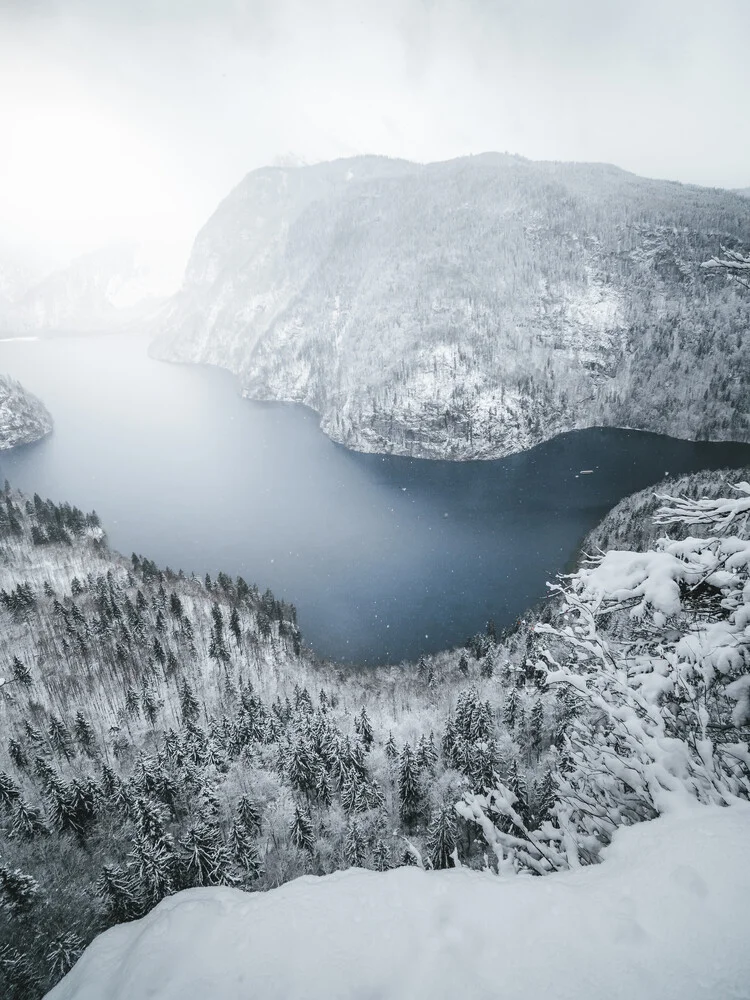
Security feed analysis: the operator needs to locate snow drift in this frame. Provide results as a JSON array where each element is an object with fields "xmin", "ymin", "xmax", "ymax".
[{"xmin": 47, "ymin": 803, "xmax": 750, "ymax": 1000}]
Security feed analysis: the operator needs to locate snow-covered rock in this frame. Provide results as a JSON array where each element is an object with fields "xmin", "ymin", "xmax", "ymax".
[
  {"xmin": 0, "ymin": 374, "xmax": 52, "ymax": 448},
  {"xmin": 46, "ymin": 802, "xmax": 750, "ymax": 1000},
  {"xmin": 152, "ymin": 153, "xmax": 750, "ymax": 460}
]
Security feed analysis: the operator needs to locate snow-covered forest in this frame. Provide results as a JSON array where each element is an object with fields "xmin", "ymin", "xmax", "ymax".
[
  {"xmin": 152, "ymin": 154, "xmax": 750, "ymax": 460},
  {"xmin": 0, "ymin": 376, "xmax": 53, "ymax": 450},
  {"xmin": 2, "ymin": 469, "xmax": 750, "ymax": 998}
]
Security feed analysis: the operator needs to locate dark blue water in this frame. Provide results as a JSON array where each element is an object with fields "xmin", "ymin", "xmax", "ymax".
[{"xmin": 1, "ymin": 334, "xmax": 749, "ymax": 664}]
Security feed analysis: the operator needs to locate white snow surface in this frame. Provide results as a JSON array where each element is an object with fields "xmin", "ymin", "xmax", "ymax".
[{"xmin": 48, "ymin": 803, "xmax": 750, "ymax": 1000}]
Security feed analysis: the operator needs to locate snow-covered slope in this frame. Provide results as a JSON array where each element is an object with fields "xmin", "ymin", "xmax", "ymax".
[
  {"xmin": 0, "ymin": 374, "xmax": 52, "ymax": 448},
  {"xmin": 152, "ymin": 154, "xmax": 750, "ymax": 460},
  {"xmin": 47, "ymin": 803, "xmax": 750, "ymax": 1000}
]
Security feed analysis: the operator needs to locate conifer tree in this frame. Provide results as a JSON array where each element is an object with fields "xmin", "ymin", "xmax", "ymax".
[
  {"xmin": 10, "ymin": 799, "xmax": 50, "ymax": 840},
  {"xmin": 508, "ymin": 760, "xmax": 530, "ymax": 827},
  {"xmin": 229, "ymin": 819, "xmax": 263, "ymax": 880},
  {"xmin": 480, "ymin": 647, "xmax": 495, "ymax": 679},
  {"xmin": 426, "ymin": 805, "xmax": 457, "ymax": 870},
  {"xmin": 529, "ymin": 699, "xmax": 545, "ymax": 755},
  {"xmin": 398, "ymin": 743, "xmax": 421, "ymax": 826},
  {"xmin": 373, "ymin": 839, "xmax": 391, "ymax": 872},
  {"xmin": 354, "ymin": 706, "xmax": 374, "ymax": 750},
  {"xmin": 46, "ymin": 932, "xmax": 84, "ymax": 980},
  {"xmin": 0, "ymin": 944, "xmax": 42, "ymax": 1000},
  {"xmin": 229, "ymin": 606, "xmax": 242, "ymax": 645},
  {"xmin": 10, "ymin": 655, "xmax": 31, "ymax": 686},
  {"xmin": 313, "ymin": 763, "xmax": 332, "ymax": 807},
  {"xmin": 344, "ymin": 820, "xmax": 367, "ymax": 868},
  {"xmin": 504, "ymin": 687, "xmax": 519, "ymax": 729},
  {"xmin": 180, "ymin": 823, "xmax": 236, "ymax": 887},
  {"xmin": 7, "ymin": 739, "xmax": 27, "ymax": 771},
  {"xmin": 237, "ymin": 795, "xmax": 262, "ymax": 835},
  {"xmin": 179, "ymin": 679, "xmax": 200, "ymax": 727},
  {"xmin": 95, "ymin": 865, "xmax": 143, "ymax": 923},
  {"xmin": 0, "ymin": 864, "xmax": 39, "ymax": 913},
  {"xmin": 458, "ymin": 652, "xmax": 469, "ymax": 675},
  {"xmin": 384, "ymin": 731, "xmax": 398, "ymax": 763},
  {"xmin": 289, "ymin": 805, "xmax": 314, "ymax": 853},
  {"xmin": 48, "ymin": 716, "xmax": 74, "ymax": 761},
  {"xmin": 0, "ymin": 770, "xmax": 21, "ymax": 809},
  {"xmin": 73, "ymin": 711, "xmax": 97, "ymax": 757},
  {"xmin": 129, "ymin": 834, "xmax": 176, "ymax": 905}
]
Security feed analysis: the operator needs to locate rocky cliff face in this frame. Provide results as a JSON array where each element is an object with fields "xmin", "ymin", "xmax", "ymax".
[
  {"xmin": 152, "ymin": 154, "xmax": 750, "ymax": 459},
  {"xmin": 0, "ymin": 375, "xmax": 53, "ymax": 449}
]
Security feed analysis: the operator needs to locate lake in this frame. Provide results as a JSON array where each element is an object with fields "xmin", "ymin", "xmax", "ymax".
[{"xmin": 1, "ymin": 334, "xmax": 749, "ymax": 664}]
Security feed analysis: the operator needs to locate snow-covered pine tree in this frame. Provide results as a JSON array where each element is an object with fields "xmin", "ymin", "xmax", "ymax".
[
  {"xmin": 289, "ymin": 805, "xmax": 315, "ymax": 853},
  {"xmin": 426, "ymin": 805, "xmax": 457, "ymax": 870},
  {"xmin": 398, "ymin": 743, "xmax": 421, "ymax": 826},
  {"xmin": 0, "ymin": 864, "xmax": 39, "ymax": 913}
]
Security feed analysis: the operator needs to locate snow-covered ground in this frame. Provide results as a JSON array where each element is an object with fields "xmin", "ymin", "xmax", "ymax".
[{"xmin": 47, "ymin": 802, "xmax": 750, "ymax": 1000}]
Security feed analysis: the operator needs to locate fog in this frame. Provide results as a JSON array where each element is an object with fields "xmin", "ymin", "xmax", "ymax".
[{"xmin": 1, "ymin": 0, "xmax": 748, "ymax": 288}]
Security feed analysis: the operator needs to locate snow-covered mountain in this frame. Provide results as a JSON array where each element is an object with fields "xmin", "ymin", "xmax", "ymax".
[
  {"xmin": 152, "ymin": 154, "xmax": 750, "ymax": 460},
  {"xmin": 0, "ymin": 375, "xmax": 52, "ymax": 448},
  {"xmin": 0, "ymin": 245, "xmax": 166, "ymax": 336}
]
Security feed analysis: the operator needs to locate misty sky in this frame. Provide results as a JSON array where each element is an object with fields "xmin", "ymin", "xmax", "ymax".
[{"xmin": 1, "ymin": 0, "xmax": 748, "ymax": 287}]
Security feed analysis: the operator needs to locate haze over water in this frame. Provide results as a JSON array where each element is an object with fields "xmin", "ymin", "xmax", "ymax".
[{"xmin": 2, "ymin": 335, "xmax": 749, "ymax": 664}]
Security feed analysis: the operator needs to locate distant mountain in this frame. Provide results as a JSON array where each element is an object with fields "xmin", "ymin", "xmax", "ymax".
[
  {"xmin": 0, "ymin": 375, "xmax": 52, "ymax": 449},
  {"xmin": 0, "ymin": 245, "xmax": 166, "ymax": 336},
  {"xmin": 152, "ymin": 154, "xmax": 750, "ymax": 459}
]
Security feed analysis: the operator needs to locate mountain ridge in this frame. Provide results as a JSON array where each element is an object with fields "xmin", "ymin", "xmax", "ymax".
[{"xmin": 151, "ymin": 153, "xmax": 750, "ymax": 460}]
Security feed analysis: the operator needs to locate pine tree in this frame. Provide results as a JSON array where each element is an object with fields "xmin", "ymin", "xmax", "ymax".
[
  {"xmin": 289, "ymin": 805, "xmax": 314, "ymax": 853},
  {"xmin": 0, "ymin": 864, "xmax": 39, "ymax": 913},
  {"xmin": 129, "ymin": 835, "xmax": 176, "ymax": 905},
  {"xmin": 480, "ymin": 647, "xmax": 495, "ymax": 679},
  {"xmin": 46, "ymin": 932, "xmax": 84, "ymax": 980},
  {"xmin": 344, "ymin": 820, "xmax": 367, "ymax": 867},
  {"xmin": 398, "ymin": 743, "xmax": 421, "ymax": 826},
  {"xmin": 384, "ymin": 731, "xmax": 398, "ymax": 763},
  {"xmin": 180, "ymin": 823, "xmax": 236, "ymax": 887},
  {"xmin": 0, "ymin": 944, "xmax": 43, "ymax": 1000},
  {"xmin": 0, "ymin": 770, "xmax": 21, "ymax": 809},
  {"xmin": 508, "ymin": 760, "xmax": 530, "ymax": 827},
  {"xmin": 48, "ymin": 716, "xmax": 74, "ymax": 760},
  {"xmin": 10, "ymin": 655, "xmax": 31, "ymax": 687},
  {"xmin": 313, "ymin": 763, "xmax": 332, "ymax": 807},
  {"xmin": 228, "ymin": 820, "xmax": 263, "ymax": 880},
  {"xmin": 125, "ymin": 687, "xmax": 141, "ymax": 719},
  {"xmin": 74, "ymin": 711, "xmax": 97, "ymax": 757},
  {"xmin": 95, "ymin": 865, "xmax": 142, "ymax": 923},
  {"xmin": 229, "ymin": 606, "xmax": 242, "ymax": 644},
  {"xmin": 354, "ymin": 706, "xmax": 374, "ymax": 750},
  {"xmin": 179, "ymin": 679, "xmax": 200, "ymax": 727},
  {"xmin": 416, "ymin": 732, "xmax": 438, "ymax": 773},
  {"xmin": 458, "ymin": 653, "xmax": 469, "ymax": 675},
  {"xmin": 10, "ymin": 799, "xmax": 49, "ymax": 840},
  {"xmin": 373, "ymin": 839, "xmax": 391, "ymax": 872},
  {"xmin": 529, "ymin": 699, "xmax": 545, "ymax": 755},
  {"xmin": 426, "ymin": 806, "xmax": 457, "ymax": 870},
  {"xmin": 504, "ymin": 687, "xmax": 519, "ymax": 729},
  {"xmin": 237, "ymin": 795, "xmax": 262, "ymax": 835},
  {"xmin": 7, "ymin": 739, "xmax": 27, "ymax": 771}
]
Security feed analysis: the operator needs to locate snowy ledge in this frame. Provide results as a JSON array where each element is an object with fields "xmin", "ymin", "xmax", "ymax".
[{"xmin": 47, "ymin": 803, "xmax": 750, "ymax": 1000}]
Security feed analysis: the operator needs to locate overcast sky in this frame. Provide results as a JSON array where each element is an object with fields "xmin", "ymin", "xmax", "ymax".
[{"xmin": 1, "ymin": 0, "xmax": 748, "ymax": 286}]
